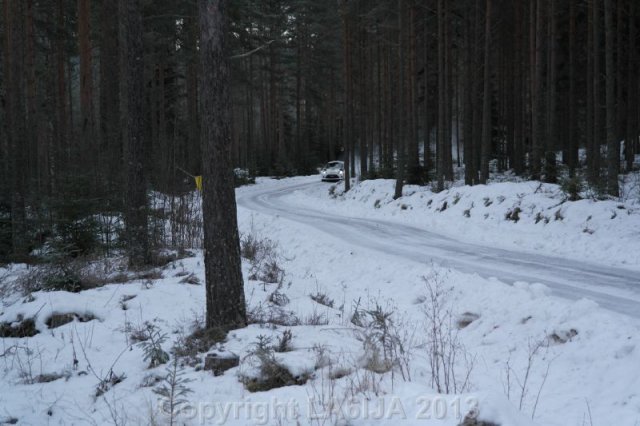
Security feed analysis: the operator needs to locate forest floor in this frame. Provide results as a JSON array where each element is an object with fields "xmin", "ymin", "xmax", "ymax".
[{"xmin": 1, "ymin": 175, "xmax": 639, "ymax": 425}]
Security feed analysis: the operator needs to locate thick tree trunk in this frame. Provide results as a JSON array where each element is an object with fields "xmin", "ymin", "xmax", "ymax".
[
  {"xmin": 199, "ymin": 0, "xmax": 247, "ymax": 330},
  {"xmin": 120, "ymin": 0, "xmax": 149, "ymax": 266}
]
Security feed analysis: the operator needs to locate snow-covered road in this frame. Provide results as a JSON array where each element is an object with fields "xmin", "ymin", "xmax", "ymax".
[{"xmin": 238, "ymin": 179, "xmax": 640, "ymax": 318}]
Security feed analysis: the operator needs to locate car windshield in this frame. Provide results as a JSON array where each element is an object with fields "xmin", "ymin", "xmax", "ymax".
[{"xmin": 325, "ymin": 161, "xmax": 342, "ymax": 169}]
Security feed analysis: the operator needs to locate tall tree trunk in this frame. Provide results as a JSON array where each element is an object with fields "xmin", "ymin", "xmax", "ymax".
[
  {"xmin": 436, "ymin": 0, "xmax": 446, "ymax": 190},
  {"xmin": 120, "ymin": 0, "xmax": 149, "ymax": 266},
  {"xmin": 340, "ymin": 1, "xmax": 351, "ymax": 192},
  {"xmin": 423, "ymin": 12, "xmax": 431, "ymax": 178},
  {"xmin": 394, "ymin": 0, "xmax": 406, "ymax": 199},
  {"xmin": 545, "ymin": 0, "xmax": 557, "ymax": 183},
  {"xmin": 532, "ymin": 0, "xmax": 544, "ymax": 180},
  {"xmin": 591, "ymin": 0, "xmax": 603, "ymax": 184},
  {"xmin": 480, "ymin": 0, "xmax": 492, "ymax": 184},
  {"xmin": 6, "ymin": 0, "xmax": 28, "ymax": 257},
  {"xmin": 604, "ymin": 0, "xmax": 619, "ymax": 196},
  {"xmin": 199, "ymin": 0, "xmax": 247, "ymax": 330},
  {"xmin": 568, "ymin": 0, "xmax": 578, "ymax": 175},
  {"xmin": 25, "ymin": 0, "xmax": 38, "ymax": 188},
  {"xmin": 463, "ymin": 10, "xmax": 475, "ymax": 185},
  {"xmin": 100, "ymin": 0, "xmax": 120, "ymax": 194},
  {"xmin": 626, "ymin": 0, "xmax": 637, "ymax": 172},
  {"xmin": 78, "ymin": 0, "xmax": 94, "ymax": 149},
  {"xmin": 55, "ymin": 0, "xmax": 68, "ymax": 183},
  {"xmin": 407, "ymin": 4, "xmax": 419, "ymax": 181}
]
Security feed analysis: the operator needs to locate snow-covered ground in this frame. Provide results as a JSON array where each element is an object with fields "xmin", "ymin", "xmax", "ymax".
[
  {"xmin": 1, "ymin": 176, "xmax": 639, "ymax": 425},
  {"xmin": 278, "ymin": 176, "xmax": 640, "ymax": 270}
]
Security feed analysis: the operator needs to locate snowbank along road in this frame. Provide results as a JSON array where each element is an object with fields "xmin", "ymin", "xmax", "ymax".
[{"xmin": 237, "ymin": 179, "xmax": 640, "ymax": 318}]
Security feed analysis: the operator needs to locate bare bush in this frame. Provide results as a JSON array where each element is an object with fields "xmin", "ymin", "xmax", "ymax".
[
  {"xmin": 240, "ymin": 335, "xmax": 310, "ymax": 392},
  {"xmin": 268, "ymin": 289, "xmax": 290, "ymax": 307},
  {"xmin": 311, "ymin": 292, "xmax": 335, "ymax": 308},
  {"xmin": 422, "ymin": 272, "xmax": 475, "ymax": 394},
  {"xmin": 275, "ymin": 329, "xmax": 294, "ymax": 353},
  {"xmin": 150, "ymin": 192, "xmax": 203, "ymax": 250},
  {"xmin": 355, "ymin": 302, "xmax": 415, "ymax": 382},
  {"xmin": 247, "ymin": 302, "xmax": 301, "ymax": 327},
  {"xmin": 307, "ymin": 347, "xmax": 349, "ymax": 426},
  {"xmin": 241, "ymin": 228, "xmax": 285, "ymax": 284},
  {"xmin": 503, "ymin": 338, "xmax": 554, "ymax": 419}
]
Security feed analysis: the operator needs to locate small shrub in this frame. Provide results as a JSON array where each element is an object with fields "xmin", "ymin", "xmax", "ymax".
[
  {"xmin": 560, "ymin": 175, "xmax": 583, "ymax": 201},
  {"xmin": 234, "ymin": 168, "xmax": 256, "ymax": 187},
  {"xmin": 241, "ymin": 335, "xmax": 309, "ymax": 392},
  {"xmin": 154, "ymin": 356, "xmax": 194, "ymax": 425},
  {"xmin": 16, "ymin": 261, "xmax": 109, "ymax": 295},
  {"xmin": 0, "ymin": 317, "xmax": 38, "ymax": 338},
  {"xmin": 374, "ymin": 199, "xmax": 382, "ymax": 209},
  {"xmin": 95, "ymin": 371, "xmax": 126, "ymax": 398},
  {"xmin": 119, "ymin": 294, "xmax": 136, "ymax": 311},
  {"xmin": 483, "ymin": 197, "xmax": 493, "ymax": 207},
  {"xmin": 356, "ymin": 303, "xmax": 412, "ymax": 380},
  {"xmin": 275, "ymin": 329, "xmax": 294, "ymax": 353},
  {"xmin": 554, "ymin": 208, "xmax": 564, "ymax": 221},
  {"xmin": 256, "ymin": 260, "xmax": 284, "ymax": 284},
  {"xmin": 241, "ymin": 231, "xmax": 285, "ymax": 284},
  {"xmin": 439, "ymin": 201, "xmax": 448, "ymax": 212},
  {"xmin": 172, "ymin": 326, "xmax": 226, "ymax": 360},
  {"xmin": 456, "ymin": 312, "xmax": 480, "ymax": 329},
  {"xmin": 549, "ymin": 328, "xmax": 578, "ymax": 344},
  {"xmin": 422, "ymin": 272, "xmax": 474, "ymax": 394},
  {"xmin": 137, "ymin": 322, "xmax": 170, "ymax": 368},
  {"xmin": 268, "ymin": 289, "xmax": 290, "ymax": 307},
  {"xmin": 453, "ymin": 193, "xmax": 462, "ymax": 205},
  {"xmin": 310, "ymin": 292, "xmax": 334, "ymax": 308},
  {"xmin": 44, "ymin": 269, "xmax": 83, "ymax": 293},
  {"xmin": 303, "ymin": 311, "xmax": 329, "ymax": 326},
  {"xmin": 505, "ymin": 207, "xmax": 522, "ymax": 222},
  {"xmin": 35, "ymin": 372, "xmax": 66, "ymax": 383},
  {"xmin": 45, "ymin": 312, "xmax": 96, "ymax": 329}
]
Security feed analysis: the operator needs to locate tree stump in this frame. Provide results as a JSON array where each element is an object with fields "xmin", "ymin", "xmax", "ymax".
[{"xmin": 204, "ymin": 352, "xmax": 239, "ymax": 376}]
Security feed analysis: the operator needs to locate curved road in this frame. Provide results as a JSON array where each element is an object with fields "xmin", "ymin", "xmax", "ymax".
[{"xmin": 237, "ymin": 180, "xmax": 640, "ymax": 318}]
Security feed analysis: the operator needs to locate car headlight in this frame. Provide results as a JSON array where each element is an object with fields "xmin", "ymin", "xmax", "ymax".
[{"xmin": 339, "ymin": 170, "xmax": 344, "ymax": 176}]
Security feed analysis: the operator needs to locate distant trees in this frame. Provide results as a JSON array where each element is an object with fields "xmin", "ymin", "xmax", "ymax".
[{"xmin": 1, "ymin": 0, "xmax": 640, "ymax": 262}]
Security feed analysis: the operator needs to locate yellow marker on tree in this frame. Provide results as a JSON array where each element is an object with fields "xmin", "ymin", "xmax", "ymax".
[{"xmin": 194, "ymin": 175, "xmax": 203, "ymax": 191}]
